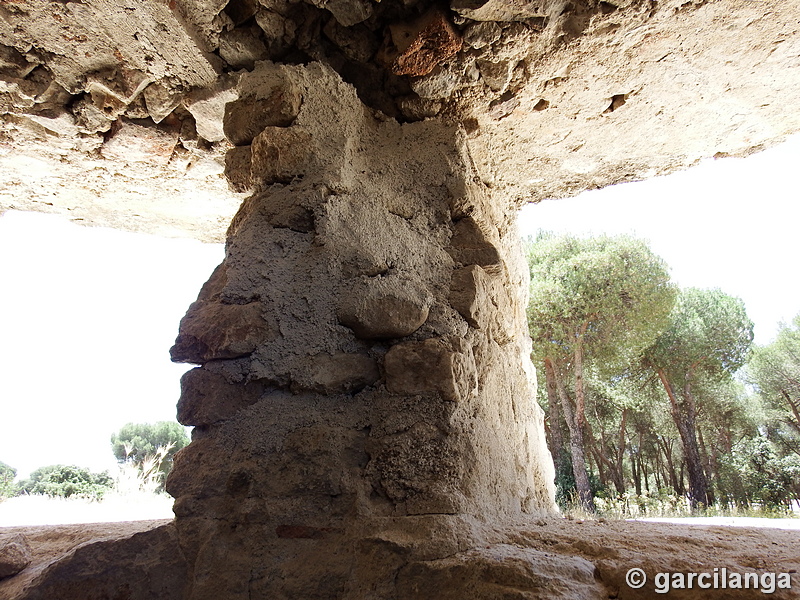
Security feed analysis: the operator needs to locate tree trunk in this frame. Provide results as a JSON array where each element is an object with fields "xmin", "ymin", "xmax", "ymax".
[
  {"xmin": 638, "ymin": 430, "xmax": 649, "ymax": 493},
  {"xmin": 543, "ymin": 359, "xmax": 569, "ymax": 480},
  {"xmin": 659, "ymin": 436, "xmax": 681, "ymax": 495},
  {"xmin": 614, "ymin": 409, "xmax": 628, "ymax": 494},
  {"xmin": 697, "ymin": 426, "xmax": 716, "ymax": 505},
  {"xmin": 591, "ymin": 415, "xmax": 626, "ymax": 495},
  {"xmin": 546, "ymin": 357, "xmax": 595, "ymax": 511},
  {"xmin": 630, "ymin": 447, "xmax": 641, "ymax": 496},
  {"xmin": 656, "ymin": 368, "xmax": 709, "ymax": 510},
  {"xmin": 573, "ymin": 322, "xmax": 589, "ymax": 433}
]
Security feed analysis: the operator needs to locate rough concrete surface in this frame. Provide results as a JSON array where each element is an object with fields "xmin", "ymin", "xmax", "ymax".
[
  {"xmin": 162, "ymin": 62, "xmax": 555, "ymax": 598},
  {"xmin": 2, "ymin": 518, "xmax": 798, "ymax": 599},
  {"xmin": 2, "ymin": 0, "xmax": 799, "ymax": 238},
  {"xmin": 2, "ymin": 0, "xmax": 800, "ymax": 597}
]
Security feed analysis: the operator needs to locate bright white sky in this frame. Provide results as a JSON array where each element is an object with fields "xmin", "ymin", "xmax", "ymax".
[
  {"xmin": 0, "ymin": 211, "xmax": 224, "ymax": 479},
  {"xmin": 519, "ymin": 134, "xmax": 800, "ymax": 347},
  {"xmin": 1, "ymin": 136, "xmax": 798, "ymax": 480}
]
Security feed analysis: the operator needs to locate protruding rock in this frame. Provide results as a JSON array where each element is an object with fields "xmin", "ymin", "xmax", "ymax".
[
  {"xmin": 447, "ymin": 217, "xmax": 502, "ymax": 269},
  {"xmin": 223, "ymin": 78, "xmax": 302, "ymax": 146},
  {"xmin": 250, "ymin": 126, "xmax": 314, "ymax": 184},
  {"xmin": 384, "ymin": 337, "xmax": 477, "ymax": 402},
  {"xmin": 451, "ymin": 0, "xmax": 547, "ymax": 21},
  {"xmin": 293, "ymin": 352, "xmax": 380, "ymax": 394},
  {"xmin": 100, "ymin": 120, "xmax": 180, "ymax": 166},
  {"xmin": 1, "ymin": 524, "xmax": 188, "ymax": 599},
  {"xmin": 0, "ymin": 534, "xmax": 31, "ymax": 579},
  {"xmin": 449, "ymin": 265, "xmax": 492, "ymax": 329},
  {"xmin": 171, "ymin": 301, "xmax": 273, "ymax": 364},
  {"xmin": 386, "ymin": 9, "xmax": 462, "ymax": 77},
  {"xmin": 178, "ymin": 367, "xmax": 266, "ymax": 426},
  {"xmin": 337, "ymin": 277, "xmax": 432, "ymax": 339},
  {"xmin": 395, "ymin": 544, "xmax": 603, "ymax": 598},
  {"xmin": 218, "ymin": 27, "xmax": 269, "ymax": 70}
]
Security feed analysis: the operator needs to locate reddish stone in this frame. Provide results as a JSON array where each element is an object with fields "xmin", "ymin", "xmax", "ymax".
[{"xmin": 390, "ymin": 10, "xmax": 462, "ymax": 77}]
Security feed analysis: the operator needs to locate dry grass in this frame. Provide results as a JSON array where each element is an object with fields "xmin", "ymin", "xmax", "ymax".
[{"xmin": 0, "ymin": 445, "xmax": 177, "ymax": 527}]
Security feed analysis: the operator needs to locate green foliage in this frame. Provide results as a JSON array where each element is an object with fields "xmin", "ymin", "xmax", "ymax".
[
  {"xmin": 748, "ymin": 314, "xmax": 800, "ymax": 456},
  {"xmin": 110, "ymin": 421, "xmax": 189, "ymax": 476},
  {"xmin": 749, "ymin": 313, "xmax": 800, "ymax": 405},
  {"xmin": 527, "ymin": 232, "xmax": 677, "ymax": 511},
  {"xmin": 554, "ymin": 457, "xmax": 605, "ymax": 509},
  {"xmin": 644, "ymin": 288, "xmax": 754, "ymax": 382},
  {"xmin": 527, "ymin": 232, "xmax": 677, "ymax": 367},
  {"xmin": 724, "ymin": 436, "xmax": 800, "ymax": 508},
  {"xmin": 18, "ymin": 465, "xmax": 113, "ymax": 500},
  {"xmin": 0, "ymin": 461, "xmax": 17, "ymax": 500},
  {"xmin": 525, "ymin": 231, "xmax": 797, "ymax": 513}
]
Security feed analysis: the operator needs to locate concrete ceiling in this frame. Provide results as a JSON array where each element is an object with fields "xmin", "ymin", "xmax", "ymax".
[{"xmin": 1, "ymin": 0, "xmax": 798, "ymax": 241}]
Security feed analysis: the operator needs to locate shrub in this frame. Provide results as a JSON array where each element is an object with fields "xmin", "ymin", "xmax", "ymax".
[
  {"xmin": 110, "ymin": 422, "xmax": 189, "ymax": 487},
  {"xmin": 18, "ymin": 465, "xmax": 113, "ymax": 500},
  {"xmin": 0, "ymin": 461, "xmax": 16, "ymax": 500}
]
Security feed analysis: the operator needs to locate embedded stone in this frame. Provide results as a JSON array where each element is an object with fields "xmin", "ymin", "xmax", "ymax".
[
  {"xmin": 323, "ymin": 20, "xmax": 377, "ymax": 63},
  {"xmin": 224, "ymin": 145, "xmax": 254, "ymax": 193},
  {"xmin": 226, "ymin": 0, "xmax": 259, "ymax": 25},
  {"xmin": 143, "ymin": 82, "xmax": 184, "ymax": 124},
  {"xmin": 254, "ymin": 9, "xmax": 297, "ymax": 57},
  {"xmin": 223, "ymin": 81, "xmax": 302, "ymax": 146},
  {"xmin": 446, "ymin": 217, "xmax": 502, "ymax": 269},
  {"xmin": 384, "ymin": 337, "xmax": 477, "ymax": 402},
  {"xmin": 177, "ymin": 367, "xmax": 266, "ymax": 426},
  {"xmin": 410, "ymin": 66, "xmax": 460, "ymax": 100},
  {"xmin": 451, "ymin": 0, "xmax": 547, "ymax": 21},
  {"xmin": 71, "ymin": 94, "xmax": 118, "ymax": 134},
  {"xmin": 449, "ymin": 265, "xmax": 492, "ymax": 329},
  {"xmin": 389, "ymin": 9, "xmax": 462, "ymax": 77},
  {"xmin": 250, "ymin": 126, "xmax": 314, "ymax": 185},
  {"xmin": 308, "ymin": 0, "xmax": 373, "ymax": 27},
  {"xmin": 0, "ymin": 534, "xmax": 31, "ymax": 579},
  {"xmin": 218, "ymin": 27, "xmax": 269, "ymax": 71},
  {"xmin": 463, "ymin": 21, "xmax": 502, "ymax": 49},
  {"xmin": 170, "ymin": 301, "xmax": 273, "ymax": 364},
  {"xmin": 293, "ymin": 352, "xmax": 380, "ymax": 394},
  {"xmin": 337, "ymin": 278, "xmax": 432, "ymax": 340},
  {"xmin": 477, "ymin": 59, "xmax": 513, "ymax": 93},
  {"xmin": 100, "ymin": 120, "xmax": 180, "ymax": 166},
  {"xmin": 184, "ymin": 80, "xmax": 241, "ymax": 143},
  {"xmin": 397, "ymin": 95, "xmax": 443, "ymax": 120}
]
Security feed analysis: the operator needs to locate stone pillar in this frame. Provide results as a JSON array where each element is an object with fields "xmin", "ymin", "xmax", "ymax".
[{"xmin": 167, "ymin": 61, "xmax": 556, "ymax": 599}]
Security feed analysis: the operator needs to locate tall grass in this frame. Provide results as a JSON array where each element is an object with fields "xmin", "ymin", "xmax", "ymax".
[
  {"xmin": 560, "ymin": 490, "xmax": 799, "ymax": 520},
  {"xmin": 0, "ymin": 444, "xmax": 176, "ymax": 526}
]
